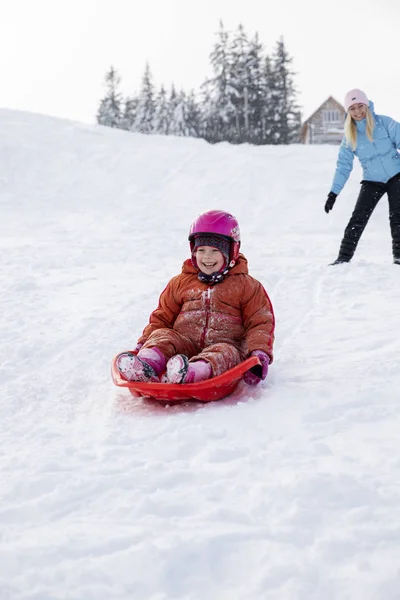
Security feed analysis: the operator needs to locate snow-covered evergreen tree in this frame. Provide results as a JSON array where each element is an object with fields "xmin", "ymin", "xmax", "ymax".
[
  {"xmin": 202, "ymin": 20, "xmax": 235, "ymax": 143},
  {"xmin": 176, "ymin": 91, "xmax": 189, "ymax": 136},
  {"xmin": 289, "ymin": 109, "xmax": 302, "ymax": 143},
  {"xmin": 268, "ymin": 38, "xmax": 300, "ymax": 144},
  {"xmin": 164, "ymin": 86, "xmax": 182, "ymax": 136},
  {"xmin": 262, "ymin": 55, "xmax": 280, "ymax": 144},
  {"xmin": 119, "ymin": 96, "xmax": 139, "ymax": 131},
  {"xmin": 244, "ymin": 32, "xmax": 265, "ymax": 144},
  {"xmin": 134, "ymin": 63, "xmax": 156, "ymax": 134},
  {"xmin": 153, "ymin": 85, "xmax": 170, "ymax": 134},
  {"xmin": 183, "ymin": 91, "xmax": 203, "ymax": 138},
  {"xmin": 97, "ymin": 66, "xmax": 122, "ymax": 128},
  {"xmin": 224, "ymin": 25, "xmax": 266, "ymax": 144},
  {"xmin": 96, "ymin": 26, "xmax": 301, "ymax": 145},
  {"xmin": 228, "ymin": 24, "xmax": 251, "ymax": 143}
]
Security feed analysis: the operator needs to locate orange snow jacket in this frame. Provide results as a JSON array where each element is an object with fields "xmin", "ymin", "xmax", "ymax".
[{"xmin": 138, "ymin": 254, "xmax": 275, "ymax": 363}]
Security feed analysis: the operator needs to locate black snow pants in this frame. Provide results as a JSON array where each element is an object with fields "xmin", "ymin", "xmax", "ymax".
[{"xmin": 336, "ymin": 173, "xmax": 400, "ymax": 262}]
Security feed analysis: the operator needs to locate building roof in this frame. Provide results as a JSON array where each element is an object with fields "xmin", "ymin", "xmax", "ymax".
[{"xmin": 303, "ymin": 96, "xmax": 345, "ymax": 125}]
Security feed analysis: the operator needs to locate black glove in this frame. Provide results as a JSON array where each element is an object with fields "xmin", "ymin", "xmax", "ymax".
[{"xmin": 324, "ymin": 192, "xmax": 337, "ymax": 213}]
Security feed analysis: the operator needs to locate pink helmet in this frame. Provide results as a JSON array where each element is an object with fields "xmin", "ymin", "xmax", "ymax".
[{"xmin": 189, "ymin": 210, "xmax": 241, "ymax": 264}]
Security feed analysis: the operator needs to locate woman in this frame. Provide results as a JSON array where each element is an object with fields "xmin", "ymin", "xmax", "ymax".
[{"xmin": 324, "ymin": 89, "xmax": 400, "ymax": 265}]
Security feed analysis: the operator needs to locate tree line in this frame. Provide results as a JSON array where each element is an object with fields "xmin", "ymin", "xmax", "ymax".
[{"xmin": 97, "ymin": 22, "xmax": 301, "ymax": 145}]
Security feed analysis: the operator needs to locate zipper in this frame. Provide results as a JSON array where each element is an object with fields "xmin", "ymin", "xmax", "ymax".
[
  {"xmin": 372, "ymin": 124, "xmax": 390, "ymax": 179},
  {"xmin": 200, "ymin": 287, "xmax": 211, "ymax": 348},
  {"xmin": 372, "ymin": 140, "xmax": 389, "ymax": 179}
]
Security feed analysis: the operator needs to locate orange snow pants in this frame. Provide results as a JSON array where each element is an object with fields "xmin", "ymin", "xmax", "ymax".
[{"xmin": 141, "ymin": 328, "xmax": 245, "ymax": 377}]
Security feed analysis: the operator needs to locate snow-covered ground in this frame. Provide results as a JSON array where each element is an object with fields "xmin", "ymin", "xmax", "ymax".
[{"xmin": 1, "ymin": 109, "xmax": 400, "ymax": 600}]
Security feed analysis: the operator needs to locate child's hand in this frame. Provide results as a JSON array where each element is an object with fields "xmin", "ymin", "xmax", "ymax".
[{"xmin": 244, "ymin": 350, "xmax": 269, "ymax": 386}]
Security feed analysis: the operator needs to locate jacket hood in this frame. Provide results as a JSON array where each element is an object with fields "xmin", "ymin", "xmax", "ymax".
[{"xmin": 181, "ymin": 253, "xmax": 249, "ymax": 276}]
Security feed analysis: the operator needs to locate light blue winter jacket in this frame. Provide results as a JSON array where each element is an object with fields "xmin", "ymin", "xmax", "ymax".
[{"xmin": 331, "ymin": 101, "xmax": 400, "ymax": 195}]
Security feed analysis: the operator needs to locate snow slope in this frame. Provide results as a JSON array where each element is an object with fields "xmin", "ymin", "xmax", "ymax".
[{"xmin": 1, "ymin": 109, "xmax": 400, "ymax": 600}]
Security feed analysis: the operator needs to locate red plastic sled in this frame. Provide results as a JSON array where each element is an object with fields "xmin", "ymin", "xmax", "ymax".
[{"xmin": 111, "ymin": 354, "xmax": 261, "ymax": 403}]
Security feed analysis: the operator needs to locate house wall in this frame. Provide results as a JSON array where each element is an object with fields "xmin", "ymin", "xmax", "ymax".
[{"xmin": 302, "ymin": 98, "xmax": 346, "ymax": 144}]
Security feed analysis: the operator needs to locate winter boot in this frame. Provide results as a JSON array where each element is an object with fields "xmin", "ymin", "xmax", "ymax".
[
  {"xmin": 394, "ymin": 258, "xmax": 400, "ymax": 265},
  {"xmin": 329, "ymin": 258, "xmax": 351, "ymax": 266},
  {"xmin": 329, "ymin": 237, "xmax": 356, "ymax": 265},
  {"xmin": 166, "ymin": 355, "xmax": 212, "ymax": 384},
  {"xmin": 116, "ymin": 347, "xmax": 166, "ymax": 382}
]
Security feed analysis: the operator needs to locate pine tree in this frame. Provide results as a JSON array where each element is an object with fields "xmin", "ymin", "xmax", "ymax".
[
  {"xmin": 200, "ymin": 84, "xmax": 220, "ymax": 143},
  {"xmin": 225, "ymin": 24, "xmax": 265, "ymax": 144},
  {"xmin": 166, "ymin": 85, "xmax": 183, "ymax": 136},
  {"xmin": 244, "ymin": 32, "xmax": 265, "ymax": 144},
  {"xmin": 153, "ymin": 85, "xmax": 170, "ymax": 134},
  {"xmin": 97, "ymin": 66, "xmax": 122, "ymax": 128},
  {"xmin": 228, "ymin": 24, "xmax": 251, "ymax": 143},
  {"xmin": 174, "ymin": 90, "xmax": 189, "ymax": 136},
  {"xmin": 96, "ymin": 24, "xmax": 302, "ymax": 146},
  {"xmin": 268, "ymin": 38, "xmax": 300, "ymax": 144},
  {"xmin": 288, "ymin": 108, "xmax": 302, "ymax": 143},
  {"xmin": 120, "ymin": 96, "xmax": 139, "ymax": 131},
  {"xmin": 183, "ymin": 91, "xmax": 202, "ymax": 138},
  {"xmin": 262, "ymin": 55, "xmax": 279, "ymax": 144},
  {"xmin": 134, "ymin": 63, "xmax": 156, "ymax": 134},
  {"xmin": 202, "ymin": 20, "xmax": 235, "ymax": 143}
]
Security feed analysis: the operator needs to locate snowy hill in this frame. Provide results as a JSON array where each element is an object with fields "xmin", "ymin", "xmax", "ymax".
[{"xmin": 1, "ymin": 109, "xmax": 400, "ymax": 600}]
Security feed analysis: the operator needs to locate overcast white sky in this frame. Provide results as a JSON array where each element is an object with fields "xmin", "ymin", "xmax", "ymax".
[{"xmin": 1, "ymin": 0, "xmax": 399, "ymax": 125}]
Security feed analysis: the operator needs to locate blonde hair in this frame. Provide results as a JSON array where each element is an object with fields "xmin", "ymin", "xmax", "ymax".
[{"xmin": 344, "ymin": 107, "xmax": 375, "ymax": 150}]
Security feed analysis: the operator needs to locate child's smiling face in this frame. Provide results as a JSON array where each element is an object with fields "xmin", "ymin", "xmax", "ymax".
[{"xmin": 195, "ymin": 245, "xmax": 225, "ymax": 274}]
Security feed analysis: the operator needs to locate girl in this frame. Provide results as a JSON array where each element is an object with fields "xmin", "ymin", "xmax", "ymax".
[
  {"xmin": 324, "ymin": 89, "xmax": 400, "ymax": 265},
  {"xmin": 116, "ymin": 210, "xmax": 275, "ymax": 385}
]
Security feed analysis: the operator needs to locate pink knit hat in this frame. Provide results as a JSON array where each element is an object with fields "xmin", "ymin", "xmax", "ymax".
[{"xmin": 344, "ymin": 89, "xmax": 369, "ymax": 112}]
